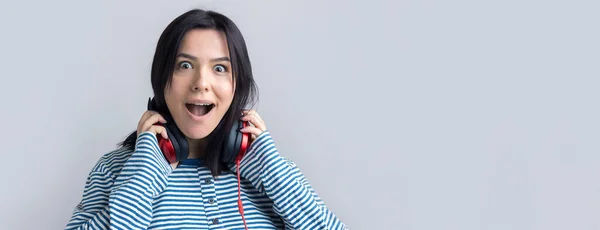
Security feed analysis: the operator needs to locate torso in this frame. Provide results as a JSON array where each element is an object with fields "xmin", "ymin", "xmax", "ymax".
[{"xmin": 148, "ymin": 159, "xmax": 284, "ymax": 229}]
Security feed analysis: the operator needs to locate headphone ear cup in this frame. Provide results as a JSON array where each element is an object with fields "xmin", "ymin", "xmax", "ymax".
[
  {"xmin": 158, "ymin": 134, "xmax": 177, "ymax": 163},
  {"xmin": 151, "ymin": 123, "xmax": 189, "ymax": 164},
  {"xmin": 164, "ymin": 122, "xmax": 189, "ymax": 162},
  {"xmin": 147, "ymin": 97, "xmax": 189, "ymax": 163},
  {"xmin": 152, "ymin": 123, "xmax": 178, "ymax": 163},
  {"xmin": 237, "ymin": 122, "xmax": 250, "ymax": 162},
  {"xmin": 223, "ymin": 119, "xmax": 250, "ymax": 164}
]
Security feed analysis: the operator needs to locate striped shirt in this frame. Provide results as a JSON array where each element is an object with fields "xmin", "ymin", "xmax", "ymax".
[{"xmin": 65, "ymin": 130, "xmax": 347, "ymax": 229}]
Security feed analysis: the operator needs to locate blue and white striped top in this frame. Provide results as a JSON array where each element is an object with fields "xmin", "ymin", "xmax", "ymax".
[{"xmin": 65, "ymin": 130, "xmax": 347, "ymax": 229}]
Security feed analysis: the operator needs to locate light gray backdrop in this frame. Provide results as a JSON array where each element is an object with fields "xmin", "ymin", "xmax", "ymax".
[{"xmin": 0, "ymin": 0, "xmax": 598, "ymax": 229}]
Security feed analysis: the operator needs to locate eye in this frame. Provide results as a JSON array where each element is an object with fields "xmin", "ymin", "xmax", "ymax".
[
  {"xmin": 214, "ymin": 64, "xmax": 227, "ymax": 73},
  {"xmin": 178, "ymin": 61, "xmax": 193, "ymax": 69}
]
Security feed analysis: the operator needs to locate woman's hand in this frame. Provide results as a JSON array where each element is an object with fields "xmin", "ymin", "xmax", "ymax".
[
  {"xmin": 137, "ymin": 110, "xmax": 178, "ymax": 170},
  {"xmin": 240, "ymin": 110, "xmax": 267, "ymax": 140}
]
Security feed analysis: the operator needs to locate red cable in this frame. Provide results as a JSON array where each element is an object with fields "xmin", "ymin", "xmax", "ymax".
[
  {"xmin": 236, "ymin": 121, "xmax": 250, "ymax": 229},
  {"xmin": 236, "ymin": 158, "xmax": 248, "ymax": 230}
]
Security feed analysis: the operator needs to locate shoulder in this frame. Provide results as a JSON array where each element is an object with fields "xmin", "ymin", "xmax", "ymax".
[
  {"xmin": 246, "ymin": 130, "xmax": 276, "ymax": 154},
  {"xmin": 240, "ymin": 130, "xmax": 299, "ymax": 170},
  {"xmin": 89, "ymin": 146, "xmax": 135, "ymax": 179}
]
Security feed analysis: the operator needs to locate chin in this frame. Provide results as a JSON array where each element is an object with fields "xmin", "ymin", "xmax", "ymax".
[{"xmin": 182, "ymin": 124, "xmax": 216, "ymax": 140}]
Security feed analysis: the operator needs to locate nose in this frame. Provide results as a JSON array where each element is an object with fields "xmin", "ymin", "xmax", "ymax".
[
  {"xmin": 192, "ymin": 84, "xmax": 208, "ymax": 92},
  {"xmin": 191, "ymin": 70, "xmax": 210, "ymax": 92}
]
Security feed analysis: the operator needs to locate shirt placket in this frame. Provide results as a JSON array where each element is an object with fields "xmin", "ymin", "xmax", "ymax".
[{"xmin": 199, "ymin": 173, "xmax": 222, "ymax": 228}]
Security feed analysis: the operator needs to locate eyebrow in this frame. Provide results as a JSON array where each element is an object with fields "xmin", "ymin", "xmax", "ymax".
[{"xmin": 176, "ymin": 53, "xmax": 230, "ymax": 62}]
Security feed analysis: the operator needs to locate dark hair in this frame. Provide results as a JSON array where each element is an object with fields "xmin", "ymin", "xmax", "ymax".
[{"xmin": 118, "ymin": 9, "xmax": 258, "ymax": 177}]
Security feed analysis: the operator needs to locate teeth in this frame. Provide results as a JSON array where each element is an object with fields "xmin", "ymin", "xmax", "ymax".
[{"xmin": 193, "ymin": 103, "xmax": 211, "ymax": 106}]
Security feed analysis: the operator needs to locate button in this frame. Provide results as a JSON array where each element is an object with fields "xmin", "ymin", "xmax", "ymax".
[
  {"xmin": 208, "ymin": 198, "xmax": 215, "ymax": 204},
  {"xmin": 212, "ymin": 218, "xmax": 219, "ymax": 224},
  {"xmin": 204, "ymin": 178, "xmax": 212, "ymax": 184}
]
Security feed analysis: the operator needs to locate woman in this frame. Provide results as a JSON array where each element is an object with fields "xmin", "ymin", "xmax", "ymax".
[{"xmin": 65, "ymin": 9, "xmax": 347, "ymax": 230}]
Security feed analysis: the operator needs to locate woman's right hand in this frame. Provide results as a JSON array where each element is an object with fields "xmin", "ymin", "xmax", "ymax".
[
  {"xmin": 136, "ymin": 110, "xmax": 178, "ymax": 170},
  {"xmin": 137, "ymin": 110, "xmax": 169, "ymax": 140}
]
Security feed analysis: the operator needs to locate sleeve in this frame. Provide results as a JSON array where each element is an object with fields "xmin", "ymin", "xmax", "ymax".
[
  {"xmin": 64, "ymin": 131, "xmax": 173, "ymax": 230},
  {"xmin": 238, "ymin": 131, "xmax": 349, "ymax": 230},
  {"xmin": 64, "ymin": 169, "xmax": 112, "ymax": 230}
]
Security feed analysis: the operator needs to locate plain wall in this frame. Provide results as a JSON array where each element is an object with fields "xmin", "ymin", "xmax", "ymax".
[{"xmin": 1, "ymin": 0, "xmax": 599, "ymax": 229}]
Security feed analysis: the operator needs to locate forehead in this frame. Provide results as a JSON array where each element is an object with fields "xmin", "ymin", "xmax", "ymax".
[{"xmin": 178, "ymin": 29, "xmax": 230, "ymax": 58}]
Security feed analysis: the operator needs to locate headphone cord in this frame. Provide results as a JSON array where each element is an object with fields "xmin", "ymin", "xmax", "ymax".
[{"xmin": 236, "ymin": 158, "xmax": 248, "ymax": 230}]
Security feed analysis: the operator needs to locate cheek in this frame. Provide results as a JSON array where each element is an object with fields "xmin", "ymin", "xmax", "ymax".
[
  {"xmin": 163, "ymin": 88, "xmax": 176, "ymax": 114},
  {"xmin": 164, "ymin": 81, "xmax": 187, "ymax": 108},
  {"xmin": 164, "ymin": 85, "xmax": 178, "ymax": 100},
  {"xmin": 215, "ymin": 78, "xmax": 235, "ymax": 101},
  {"xmin": 167, "ymin": 77, "xmax": 190, "ymax": 95}
]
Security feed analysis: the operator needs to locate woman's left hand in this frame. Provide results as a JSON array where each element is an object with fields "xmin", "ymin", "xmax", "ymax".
[{"xmin": 240, "ymin": 110, "xmax": 267, "ymax": 140}]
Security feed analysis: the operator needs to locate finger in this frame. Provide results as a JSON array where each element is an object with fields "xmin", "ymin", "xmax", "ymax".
[
  {"xmin": 240, "ymin": 126, "xmax": 263, "ymax": 137},
  {"xmin": 137, "ymin": 110, "xmax": 154, "ymax": 130},
  {"xmin": 242, "ymin": 112, "xmax": 266, "ymax": 131},
  {"xmin": 242, "ymin": 109, "xmax": 260, "ymax": 119},
  {"xmin": 149, "ymin": 125, "xmax": 169, "ymax": 139},
  {"xmin": 247, "ymin": 110, "xmax": 264, "ymax": 125},
  {"xmin": 252, "ymin": 110, "xmax": 263, "ymax": 121},
  {"xmin": 138, "ymin": 111, "xmax": 164, "ymax": 132},
  {"xmin": 141, "ymin": 113, "xmax": 167, "ymax": 132},
  {"xmin": 243, "ymin": 109, "xmax": 261, "ymax": 117},
  {"xmin": 242, "ymin": 115, "xmax": 265, "ymax": 132}
]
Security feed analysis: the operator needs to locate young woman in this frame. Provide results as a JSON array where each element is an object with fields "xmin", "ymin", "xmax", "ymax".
[{"xmin": 65, "ymin": 9, "xmax": 347, "ymax": 230}]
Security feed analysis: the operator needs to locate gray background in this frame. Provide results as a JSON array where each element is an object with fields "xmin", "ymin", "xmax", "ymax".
[{"xmin": 1, "ymin": 0, "xmax": 599, "ymax": 229}]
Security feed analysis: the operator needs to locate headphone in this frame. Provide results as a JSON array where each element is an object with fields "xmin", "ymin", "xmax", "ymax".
[
  {"xmin": 147, "ymin": 97, "xmax": 250, "ymax": 229},
  {"xmin": 146, "ymin": 97, "xmax": 250, "ymax": 164}
]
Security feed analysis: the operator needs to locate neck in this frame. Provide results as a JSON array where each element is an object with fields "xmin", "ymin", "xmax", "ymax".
[{"xmin": 186, "ymin": 137, "xmax": 207, "ymax": 159}]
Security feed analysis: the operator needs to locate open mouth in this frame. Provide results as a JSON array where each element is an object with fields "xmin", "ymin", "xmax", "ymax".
[{"xmin": 185, "ymin": 103, "xmax": 214, "ymax": 117}]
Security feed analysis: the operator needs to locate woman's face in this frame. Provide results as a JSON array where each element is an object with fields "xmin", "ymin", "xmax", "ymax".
[{"xmin": 164, "ymin": 28, "xmax": 235, "ymax": 141}]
